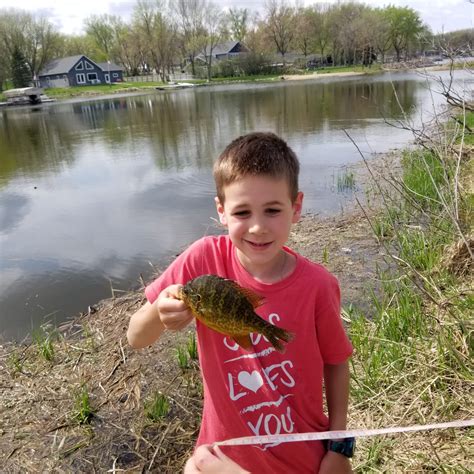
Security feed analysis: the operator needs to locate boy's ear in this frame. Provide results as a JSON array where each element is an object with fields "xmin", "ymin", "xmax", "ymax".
[
  {"xmin": 292, "ymin": 192, "xmax": 304, "ymax": 223},
  {"xmin": 215, "ymin": 197, "xmax": 227, "ymax": 226}
]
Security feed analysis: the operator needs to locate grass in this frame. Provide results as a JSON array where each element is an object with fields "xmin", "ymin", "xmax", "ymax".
[
  {"xmin": 349, "ymin": 111, "xmax": 473, "ymax": 471},
  {"xmin": 336, "ymin": 168, "xmax": 356, "ymax": 191},
  {"xmin": 32, "ymin": 327, "xmax": 55, "ymax": 362},
  {"xmin": 72, "ymin": 385, "xmax": 95, "ymax": 425},
  {"xmin": 144, "ymin": 391, "xmax": 170, "ymax": 422},
  {"xmin": 314, "ymin": 64, "xmax": 383, "ymax": 74},
  {"xmin": 187, "ymin": 332, "xmax": 198, "ymax": 361},
  {"xmin": 176, "ymin": 346, "xmax": 190, "ymax": 371}
]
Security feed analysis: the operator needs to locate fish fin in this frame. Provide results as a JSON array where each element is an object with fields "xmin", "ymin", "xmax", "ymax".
[
  {"xmin": 265, "ymin": 326, "xmax": 294, "ymax": 353},
  {"xmin": 228, "ymin": 281, "xmax": 266, "ymax": 308},
  {"xmin": 232, "ymin": 334, "xmax": 254, "ymax": 351}
]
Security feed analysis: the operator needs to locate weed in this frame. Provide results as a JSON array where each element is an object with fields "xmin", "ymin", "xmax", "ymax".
[
  {"xmin": 33, "ymin": 328, "xmax": 55, "ymax": 362},
  {"xmin": 144, "ymin": 391, "xmax": 170, "ymax": 422},
  {"xmin": 7, "ymin": 350, "xmax": 23, "ymax": 374},
  {"xmin": 322, "ymin": 246, "xmax": 329, "ymax": 264},
  {"xmin": 336, "ymin": 168, "xmax": 356, "ymax": 191},
  {"xmin": 176, "ymin": 346, "xmax": 189, "ymax": 371},
  {"xmin": 72, "ymin": 385, "xmax": 94, "ymax": 425},
  {"xmin": 187, "ymin": 332, "xmax": 198, "ymax": 361}
]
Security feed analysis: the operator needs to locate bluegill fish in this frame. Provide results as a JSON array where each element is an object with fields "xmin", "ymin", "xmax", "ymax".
[{"xmin": 178, "ymin": 274, "xmax": 293, "ymax": 352}]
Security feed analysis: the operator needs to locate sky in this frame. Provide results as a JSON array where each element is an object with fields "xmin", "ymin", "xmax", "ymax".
[{"xmin": 0, "ymin": 0, "xmax": 472, "ymax": 35}]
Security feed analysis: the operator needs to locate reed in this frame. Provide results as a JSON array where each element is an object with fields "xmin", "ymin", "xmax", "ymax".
[
  {"xmin": 348, "ymin": 108, "xmax": 473, "ymax": 471},
  {"xmin": 145, "ymin": 391, "xmax": 170, "ymax": 422}
]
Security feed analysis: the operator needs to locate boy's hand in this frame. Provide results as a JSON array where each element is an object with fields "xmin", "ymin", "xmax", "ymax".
[
  {"xmin": 157, "ymin": 284, "xmax": 194, "ymax": 331},
  {"xmin": 319, "ymin": 451, "xmax": 352, "ymax": 474},
  {"xmin": 184, "ymin": 445, "xmax": 249, "ymax": 474}
]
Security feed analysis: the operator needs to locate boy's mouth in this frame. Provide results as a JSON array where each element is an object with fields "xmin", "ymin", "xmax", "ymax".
[{"xmin": 245, "ymin": 240, "xmax": 272, "ymax": 250}]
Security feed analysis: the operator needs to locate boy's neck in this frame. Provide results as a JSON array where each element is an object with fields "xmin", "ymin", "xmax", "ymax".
[{"xmin": 236, "ymin": 249, "xmax": 296, "ymax": 284}]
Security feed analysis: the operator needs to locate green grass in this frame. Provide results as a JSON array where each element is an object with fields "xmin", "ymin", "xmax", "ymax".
[
  {"xmin": 43, "ymin": 82, "xmax": 165, "ymax": 99},
  {"xmin": 72, "ymin": 385, "xmax": 95, "ymax": 425},
  {"xmin": 32, "ymin": 328, "xmax": 55, "ymax": 362},
  {"xmin": 315, "ymin": 64, "xmax": 383, "ymax": 74},
  {"xmin": 336, "ymin": 168, "xmax": 356, "ymax": 191},
  {"xmin": 349, "ymin": 113, "xmax": 473, "ymax": 470},
  {"xmin": 187, "ymin": 332, "xmax": 198, "ymax": 361},
  {"xmin": 176, "ymin": 346, "xmax": 190, "ymax": 371},
  {"xmin": 144, "ymin": 391, "xmax": 170, "ymax": 422}
]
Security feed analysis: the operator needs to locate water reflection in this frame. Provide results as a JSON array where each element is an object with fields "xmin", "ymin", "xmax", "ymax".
[{"xmin": 0, "ymin": 72, "xmax": 456, "ymax": 339}]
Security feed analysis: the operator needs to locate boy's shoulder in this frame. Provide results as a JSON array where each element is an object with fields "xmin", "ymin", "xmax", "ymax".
[{"xmin": 290, "ymin": 247, "xmax": 339, "ymax": 285}]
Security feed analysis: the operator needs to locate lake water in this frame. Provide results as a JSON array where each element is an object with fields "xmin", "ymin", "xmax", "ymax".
[{"xmin": 0, "ymin": 71, "xmax": 467, "ymax": 340}]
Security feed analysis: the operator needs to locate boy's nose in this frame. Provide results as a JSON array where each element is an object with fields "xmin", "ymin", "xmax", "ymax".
[{"xmin": 249, "ymin": 220, "xmax": 266, "ymax": 234}]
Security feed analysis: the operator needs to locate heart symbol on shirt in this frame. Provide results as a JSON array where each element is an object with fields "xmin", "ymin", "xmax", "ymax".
[{"xmin": 238, "ymin": 370, "xmax": 264, "ymax": 393}]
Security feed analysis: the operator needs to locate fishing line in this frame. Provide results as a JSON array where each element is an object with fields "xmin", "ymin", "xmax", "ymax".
[{"xmin": 214, "ymin": 419, "xmax": 474, "ymax": 447}]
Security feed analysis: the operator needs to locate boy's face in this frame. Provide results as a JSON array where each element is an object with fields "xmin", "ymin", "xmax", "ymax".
[{"xmin": 215, "ymin": 175, "xmax": 303, "ymax": 274}]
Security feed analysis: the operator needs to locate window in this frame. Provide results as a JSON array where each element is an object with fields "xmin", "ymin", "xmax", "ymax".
[
  {"xmin": 75, "ymin": 62, "xmax": 84, "ymax": 70},
  {"xmin": 104, "ymin": 74, "xmax": 110, "ymax": 84},
  {"xmin": 76, "ymin": 73, "xmax": 86, "ymax": 84},
  {"xmin": 85, "ymin": 62, "xmax": 94, "ymax": 70},
  {"xmin": 87, "ymin": 73, "xmax": 98, "ymax": 81},
  {"xmin": 112, "ymin": 73, "xmax": 118, "ymax": 78}
]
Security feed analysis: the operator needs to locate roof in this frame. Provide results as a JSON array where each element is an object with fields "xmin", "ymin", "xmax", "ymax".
[
  {"xmin": 97, "ymin": 62, "xmax": 124, "ymax": 72},
  {"xmin": 39, "ymin": 55, "xmax": 84, "ymax": 76},
  {"xmin": 213, "ymin": 41, "xmax": 248, "ymax": 56},
  {"xmin": 39, "ymin": 55, "xmax": 123, "ymax": 76}
]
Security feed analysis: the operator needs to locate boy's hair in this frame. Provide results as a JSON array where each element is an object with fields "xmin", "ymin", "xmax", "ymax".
[{"xmin": 213, "ymin": 132, "xmax": 300, "ymax": 203}]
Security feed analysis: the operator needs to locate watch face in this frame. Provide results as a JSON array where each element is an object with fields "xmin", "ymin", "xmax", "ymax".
[{"xmin": 328, "ymin": 437, "xmax": 356, "ymax": 458}]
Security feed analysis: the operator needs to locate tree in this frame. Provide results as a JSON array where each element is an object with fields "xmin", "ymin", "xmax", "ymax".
[
  {"xmin": 294, "ymin": 7, "xmax": 316, "ymax": 58},
  {"xmin": 264, "ymin": 0, "xmax": 295, "ymax": 60},
  {"xmin": 197, "ymin": 2, "xmax": 224, "ymax": 81},
  {"xmin": 172, "ymin": 0, "xmax": 206, "ymax": 76},
  {"xmin": 0, "ymin": 9, "xmax": 60, "ymax": 78},
  {"xmin": 84, "ymin": 14, "xmax": 116, "ymax": 60},
  {"xmin": 312, "ymin": 4, "xmax": 331, "ymax": 61},
  {"xmin": 11, "ymin": 46, "xmax": 31, "ymax": 87},
  {"xmin": 372, "ymin": 8, "xmax": 392, "ymax": 63},
  {"xmin": 227, "ymin": 8, "xmax": 248, "ymax": 42},
  {"xmin": 385, "ymin": 6, "xmax": 424, "ymax": 61}
]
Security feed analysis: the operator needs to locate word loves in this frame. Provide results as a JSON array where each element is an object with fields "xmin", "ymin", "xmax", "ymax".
[{"xmin": 228, "ymin": 361, "xmax": 295, "ymax": 400}]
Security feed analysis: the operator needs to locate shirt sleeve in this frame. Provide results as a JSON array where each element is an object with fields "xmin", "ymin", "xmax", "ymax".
[
  {"xmin": 314, "ymin": 273, "xmax": 353, "ymax": 364},
  {"xmin": 144, "ymin": 237, "xmax": 207, "ymax": 303}
]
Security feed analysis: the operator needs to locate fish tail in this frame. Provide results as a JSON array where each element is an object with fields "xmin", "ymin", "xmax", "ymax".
[{"xmin": 264, "ymin": 326, "xmax": 294, "ymax": 353}]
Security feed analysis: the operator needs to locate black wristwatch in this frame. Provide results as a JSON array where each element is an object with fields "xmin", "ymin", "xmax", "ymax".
[{"xmin": 326, "ymin": 437, "xmax": 356, "ymax": 458}]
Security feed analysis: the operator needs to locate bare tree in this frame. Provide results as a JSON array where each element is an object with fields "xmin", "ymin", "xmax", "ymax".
[
  {"xmin": 173, "ymin": 0, "xmax": 205, "ymax": 76},
  {"xmin": 0, "ymin": 9, "xmax": 59, "ymax": 78},
  {"xmin": 198, "ymin": 2, "xmax": 224, "ymax": 81},
  {"xmin": 264, "ymin": 0, "xmax": 295, "ymax": 61},
  {"xmin": 227, "ymin": 8, "xmax": 249, "ymax": 42}
]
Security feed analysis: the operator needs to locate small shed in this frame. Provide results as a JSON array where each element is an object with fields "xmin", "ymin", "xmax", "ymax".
[{"xmin": 38, "ymin": 55, "xmax": 124, "ymax": 88}]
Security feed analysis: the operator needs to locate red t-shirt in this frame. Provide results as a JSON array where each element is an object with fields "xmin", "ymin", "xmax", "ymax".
[{"xmin": 145, "ymin": 235, "xmax": 353, "ymax": 473}]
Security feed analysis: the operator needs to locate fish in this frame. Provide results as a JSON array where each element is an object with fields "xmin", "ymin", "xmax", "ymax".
[{"xmin": 178, "ymin": 274, "xmax": 294, "ymax": 353}]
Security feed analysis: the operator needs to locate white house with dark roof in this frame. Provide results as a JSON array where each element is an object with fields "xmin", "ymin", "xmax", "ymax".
[{"xmin": 37, "ymin": 55, "xmax": 124, "ymax": 88}]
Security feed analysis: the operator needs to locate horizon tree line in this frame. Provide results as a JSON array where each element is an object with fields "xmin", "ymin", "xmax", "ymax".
[{"xmin": 0, "ymin": 0, "xmax": 472, "ymax": 90}]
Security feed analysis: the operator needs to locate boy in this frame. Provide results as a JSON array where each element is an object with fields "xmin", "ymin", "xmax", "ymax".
[{"xmin": 127, "ymin": 132, "xmax": 353, "ymax": 473}]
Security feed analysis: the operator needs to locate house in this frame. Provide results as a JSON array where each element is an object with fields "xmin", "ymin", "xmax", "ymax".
[
  {"xmin": 37, "ymin": 55, "xmax": 124, "ymax": 88},
  {"xmin": 197, "ymin": 41, "xmax": 250, "ymax": 63}
]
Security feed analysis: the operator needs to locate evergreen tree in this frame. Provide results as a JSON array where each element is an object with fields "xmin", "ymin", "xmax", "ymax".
[{"xmin": 11, "ymin": 47, "xmax": 32, "ymax": 88}]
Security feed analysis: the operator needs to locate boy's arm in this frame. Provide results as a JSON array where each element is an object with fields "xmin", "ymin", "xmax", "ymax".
[
  {"xmin": 324, "ymin": 360, "xmax": 350, "ymax": 431},
  {"xmin": 320, "ymin": 360, "xmax": 353, "ymax": 474},
  {"xmin": 127, "ymin": 284, "xmax": 193, "ymax": 348}
]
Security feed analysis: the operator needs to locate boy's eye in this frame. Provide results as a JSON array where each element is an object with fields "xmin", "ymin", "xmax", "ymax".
[
  {"xmin": 232, "ymin": 210, "xmax": 250, "ymax": 217},
  {"xmin": 266, "ymin": 208, "xmax": 281, "ymax": 215}
]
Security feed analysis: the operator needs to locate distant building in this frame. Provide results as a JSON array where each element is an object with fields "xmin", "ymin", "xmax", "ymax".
[
  {"xmin": 197, "ymin": 41, "xmax": 250, "ymax": 63},
  {"xmin": 37, "ymin": 55, "xmax": 124, "ymax": 88}
]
